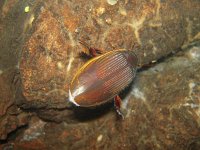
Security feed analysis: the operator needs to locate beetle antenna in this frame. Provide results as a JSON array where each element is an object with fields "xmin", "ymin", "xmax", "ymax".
[{"xmin": 79, "ymin": 40, "xmax": 91, "ymax": 50}]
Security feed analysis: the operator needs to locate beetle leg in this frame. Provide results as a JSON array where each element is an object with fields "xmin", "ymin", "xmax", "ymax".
[
  {"xmin": 79, "ymin": 51, "xmax": 92, "ymax": 59},
  {"xmin": 79, "ymin": 40, "xmax": 102, "ymax": 57},
  {"xmin": 114, "ymin": 95, "xmax": 125, "ymax": 119},
  {"xmin": 88, "ymin": 47, "xmax": 102, "ymax": 57}
]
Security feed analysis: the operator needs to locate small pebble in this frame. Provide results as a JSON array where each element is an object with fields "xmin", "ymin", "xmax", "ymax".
[
  {"xmin": 152, "ymin": 60, "xmax": 157, "ymax": 63},
  {"xmin": 107, "ymin": 0, "xmax": 118, "ymax": 5},
  {"xmin": 105, "ymin": 18, "xmax": 112, "ymax": 24},
  {"xmin": 96, "ymin": 7, "xmax": 105, "ymax": 16},
  {"xmin": 75, "ymin": 28, "xmax": 79, "ymax": 33},
  {"xmin": 57, "ymin": 62, "xmax": 64, "ymax": 69},
  {"xmin": 24, "ymin": 6, "xmax": 30, "ymax": 13},
  {"xmin": 97, "ymin": 134, "xmax": 103, "ymax": 142}
]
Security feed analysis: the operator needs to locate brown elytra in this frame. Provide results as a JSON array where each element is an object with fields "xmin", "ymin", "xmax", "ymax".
[{"xmin": 69, "ymin": 50, "xmax": 138, "ymax": 107}]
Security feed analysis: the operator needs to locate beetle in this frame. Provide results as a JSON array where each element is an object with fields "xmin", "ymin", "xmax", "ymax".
[{"xmin": 68, "ymin": 41, "xmax": 138, "ymax": 118}]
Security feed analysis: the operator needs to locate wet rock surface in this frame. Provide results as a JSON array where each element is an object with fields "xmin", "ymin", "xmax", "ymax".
[
  {"xmin": 1, "ymin": 45, "xmax": 200, "ymax": 150},
  {"xmin": 0, "ymin": 0, "xmax": 200, "ymax": 149},
  {"xmin": 18, "ymin": 0, "xmax": 200, "ymax": 121},
  {"xmin": 0, "ymin": 69, "xmax": 29, "ymax": 141}
]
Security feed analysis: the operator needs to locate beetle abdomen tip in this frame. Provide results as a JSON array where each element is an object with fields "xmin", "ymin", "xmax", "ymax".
[{"xmin": 69, "ymin": 89, "xmax": 80, "ymax": 106}]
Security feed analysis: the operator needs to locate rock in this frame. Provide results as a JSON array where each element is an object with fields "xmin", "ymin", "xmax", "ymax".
[
  {"xmin": 17, "ymin": 0, "xmax": 200, "ymax": 122},
  {"xmin": 2, "ymin": 45, "xmax": 200, "ymax": 149},
  {"xmin": 0, "ymin": 69, "xmax": 29, "ymax": 140},
  {"xmin": 0, "ymin": 0, "xmax": 200, "ymax": 148}
]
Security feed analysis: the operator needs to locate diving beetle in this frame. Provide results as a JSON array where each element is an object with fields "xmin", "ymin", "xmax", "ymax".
[{"xmin": 68, "ymin": 41, "xmax": 138, "ymax": 117}]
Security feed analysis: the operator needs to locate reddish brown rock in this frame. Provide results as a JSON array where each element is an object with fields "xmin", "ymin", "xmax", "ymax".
[
  {"xmin": 16, "ymin": 0, "xmax": 200, "ymax": 122},
  {"xmin": 0, "ymin": 69, "xmax": 29, "ymax": 140},
  {"xmin": 0, "ymin": 0, "xmax": 200, "ymax": 148},
  {"xmin": 2, "ymin": 44, "xmax": 200, "ymax": 150}
]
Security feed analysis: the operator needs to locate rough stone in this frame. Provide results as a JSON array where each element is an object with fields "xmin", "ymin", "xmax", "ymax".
[
  {"xmin": 0, "ymin": 69, "xmax": 29, "ymax": 141},
  {"xmin": 0, "ymin": 0, "xmax": 200, "ymax": 149},
  {"xmin": 16, "ymin": 0, "xmax": 200, "ymax": 122},
  {"xmin": 1, "ymin": 45, "xmax": 200, "ymax": 149}
]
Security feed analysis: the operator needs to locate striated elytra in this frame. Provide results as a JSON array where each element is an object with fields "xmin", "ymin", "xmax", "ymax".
[{"xmin": 68, "ymin": 50, "xmax": 138, "ymax": 109}]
